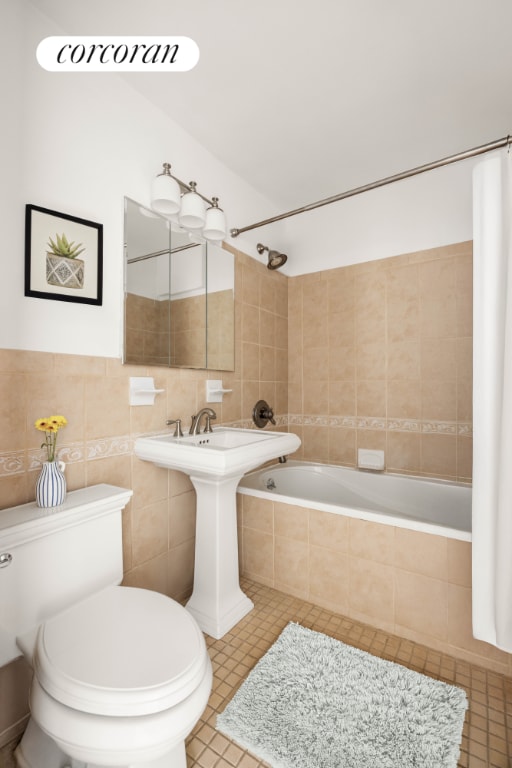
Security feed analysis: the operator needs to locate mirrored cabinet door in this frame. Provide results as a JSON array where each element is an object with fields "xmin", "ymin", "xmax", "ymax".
[{"xmin": 123, "ymin": 197, "xmax": 234, "ymax": 371}]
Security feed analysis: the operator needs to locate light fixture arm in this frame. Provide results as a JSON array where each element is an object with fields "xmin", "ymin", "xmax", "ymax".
[{"xmin": 157, "ymin": 163, "xmax": 215, "ymax": 207}]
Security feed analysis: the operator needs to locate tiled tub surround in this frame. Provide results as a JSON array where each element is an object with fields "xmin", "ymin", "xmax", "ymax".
[
  {"xmin": 288, "ymin": 241, "xmax": 473, "ymax": 481},
  {"xmin": 238, "ymin": 490, "xmax": 512, "ymax": 676}
]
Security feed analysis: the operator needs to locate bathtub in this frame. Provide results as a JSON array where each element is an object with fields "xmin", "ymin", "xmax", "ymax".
[{"xmin": 238, "ymin": 461, "xmax": 471, "ymax": 541}]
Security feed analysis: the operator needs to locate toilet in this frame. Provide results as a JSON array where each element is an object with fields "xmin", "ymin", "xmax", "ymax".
[{"xmin": 0, "ymin": 484, "xmax": 212, "ymax": 768}]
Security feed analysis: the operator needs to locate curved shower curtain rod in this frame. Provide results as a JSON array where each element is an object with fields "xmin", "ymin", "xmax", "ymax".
[{"xmin": 230, "ymin": 134, "xmax": 512, "ymax": 238}]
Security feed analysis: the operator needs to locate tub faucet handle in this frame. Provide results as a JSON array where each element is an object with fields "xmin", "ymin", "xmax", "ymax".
[{"xmin": 253, "ymin": 399, "xmax": 276, "ymax": 428}]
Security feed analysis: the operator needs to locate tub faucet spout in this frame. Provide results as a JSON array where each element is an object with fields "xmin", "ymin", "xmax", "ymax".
[{"xmin": 189, "ymin": 408, "xmax": 217, "ymax": 435}]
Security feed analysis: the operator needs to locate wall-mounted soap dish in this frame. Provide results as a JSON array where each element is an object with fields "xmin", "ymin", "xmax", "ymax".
[
  {"xmin": 206, "ymin": 379, "xmax": 232, "ymax": 403},
  {"xmin": 129, "ymin": 377, "xmax": 165, "ymax": 406}
]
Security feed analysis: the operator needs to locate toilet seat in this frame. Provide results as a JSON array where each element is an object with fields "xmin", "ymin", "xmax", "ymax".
[{"xmin": 33, "ymin": 586, "xmax": 209, "ymax": 717}]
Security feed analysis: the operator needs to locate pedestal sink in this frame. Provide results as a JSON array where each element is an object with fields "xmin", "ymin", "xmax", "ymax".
[{"xmin": 134, "ymin": 427, "xmax": 301, "ymax": 638}]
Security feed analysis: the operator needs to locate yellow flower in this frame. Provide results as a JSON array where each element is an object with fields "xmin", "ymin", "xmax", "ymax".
[
  {"xmin": 35, "ymin": 418, "xmax": 51, "ymax": 432},
  {"xmin": 49, "ymin": 415, "xmax": 68, "ymax": 429},
  {"xmin": 35, "ymin": 415, "xmax": 67, "ymax": 462}
]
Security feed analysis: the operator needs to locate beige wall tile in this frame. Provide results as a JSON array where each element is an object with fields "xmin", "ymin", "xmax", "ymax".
[
  {"xmin": 329, "ymin": 381, "xmax": 356, "ymax": 416},
  {"xmin": 421, "ymin": 434, "xmax": 457, "ymax": 477},
  {"xmin": 1, "ymin": 374, "xmax": 27, "ymax": 451},
  {"xmin": 328, "ymin": 307, "xmax": 355, "ymax": 347},
  {"xmin": 303, "ymin": 347, "xmax": 329, "ymax": 381},
  {"xmin": 420, "ymin": 298, "xmax": 457, "ymax": 339},
  {"xmin": 274, "ymin": 501, "xmax": 308, "ymax": 541},
  {"xmin": 349, "ymin": 557, "xmax": 394, "ymax": 623},
  {"xmin": 131, "ymin": 499, "xmax": 168, "ymax": 566},
  {"xmin": 387, "ymin": 341, "xmax": 420, "ymax": 381},
  {"xmin": 387, "ymin": 381, "xmax": 421, "ymax": 419},
  {"xmin": 394, "ymin": 528, "xmax": 448, "ymax": 579},
  {"xmin": 242, "ymin": 494, "xmax": 273, "ymax": 533},
  {"xmin": 309, "ymin": 508, "xmax": 349, "ymax": 551},
  {"xmin": 85, "ymin": 454, "xmax": 131, "ymax": 489},
  {"xmin": 395, "ymin": 570, "xmax": 447, "ymax": 640},
  {"xmin": 131, "ymin": 456, "xmax": 168, "ymax": 508},
  {"xmin": 275, "ymin": 536, "xmax": 309, "ymax": 596},
  {"xmin": 169, "ymin": 490, "xmax": 196, "ymax": 548},
  {"xmin": 421, "ymin": 380, "xmax": 457, "ymax": 421},
  {"xmin": 167, "ymin": 539, "xmax": 195, "ymax": 601},
  {"xmin": 242, "ymin": 527, "xmax": 274, "ymax": 582},
  {"xmin": 457, "ymin": 437, "xmax": 473, "ymax": 481},
  {"xmin": 387, "ymin": 298, "xmax": 420, "ymax": 343},
  {"xmin": 26, "ymin": 373, "xmax": 86, "ymax": 450},
  {"xmin": 303, "ymin": 380, "xmax": 329, "ymax": 414},
  {"xmin": 386, "ymin": 431, "xmax": 421, "ymax": 473},
  {"xmin": 122, "ymin": 552, "xmax": 169, "ymax": 595},
  {"xmin": 447, "ymin": 539, "xmax": 472, "ymax": 587},
  {"xmin": 356, "ymin": 380, "xmax": 386, "ymax": 417},
  {"xmin": 302, "ymin": 426, "xmax": 329, "ymax": 462},
  {"xmin": 356, "ymin": 342, "xmax": 386, "ymax": 379},
  {"xmin": 309, "ymin": 545, "xmax": 349, "ymax": 611},
  {"xmin": 85, "ymin": 376, "xmax": 130, "ymax": 441},
  {"xmin": 349, "ymin": 518, "xmax": 395, "ymax": 566},
  {"xmin": 329, "ymin": 345, "xmax": 355, "ymax": 380},
  {"xmin": 329, "ymin": 428, "xmax": 356, "ymax": 466},
  {"xmin": 356, "ymin": 429, "xmax": 386, "ymax": 452},
  {"xmin": 421, "ymin": 338, "xmax": 457, "ymax": 381}
]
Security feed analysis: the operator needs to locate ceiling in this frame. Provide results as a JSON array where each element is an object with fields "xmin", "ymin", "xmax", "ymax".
[{"xmin": 30, "ymin": 0, "xmax": 512, "ymax": 214}]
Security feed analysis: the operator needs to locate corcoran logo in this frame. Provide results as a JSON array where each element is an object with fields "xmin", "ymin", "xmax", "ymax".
[{"xmin": 36, "ymin": 36, "xmax": 200, "ymax": 72}]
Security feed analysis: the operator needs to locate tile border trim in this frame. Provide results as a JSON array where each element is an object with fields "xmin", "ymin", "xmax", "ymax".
[{"xmin": 0, "ymin": 417, "xmax": 472, "ymax": 477}]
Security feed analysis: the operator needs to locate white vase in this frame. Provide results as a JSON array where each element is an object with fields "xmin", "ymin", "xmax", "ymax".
[{"xmin": 35, "ymin": 461, "xmax": 67, "ymax": 508}]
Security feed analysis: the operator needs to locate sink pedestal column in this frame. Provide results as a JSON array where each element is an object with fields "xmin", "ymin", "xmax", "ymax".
[{"xmin": 186, "ymin": 474, "xmax": 254, "ymax": 639}]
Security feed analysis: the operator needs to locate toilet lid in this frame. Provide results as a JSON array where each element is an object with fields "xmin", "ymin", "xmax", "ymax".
[{"xmin": 33, "ymin": 586, "xmax": 209, "ymax": 716}]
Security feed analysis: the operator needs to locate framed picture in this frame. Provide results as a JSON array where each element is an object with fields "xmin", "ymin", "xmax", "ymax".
[{"xmin": 25, "ymin": 204, "xmax": 103, "ymax": 305}]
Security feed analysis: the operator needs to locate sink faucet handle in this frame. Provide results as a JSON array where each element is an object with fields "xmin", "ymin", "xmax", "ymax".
[
  {"xmin": 166, "ymin": 418, "xmax": 184, "ymax": 437},
  {"xmin": 204, "ymin": 412, "xmax": 217, "ymax": 433}
]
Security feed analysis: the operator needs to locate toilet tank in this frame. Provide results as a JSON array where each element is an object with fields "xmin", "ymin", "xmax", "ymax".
[{"xmin": 0, "ymin": 484, "xmax": 132, "ymax": 666}]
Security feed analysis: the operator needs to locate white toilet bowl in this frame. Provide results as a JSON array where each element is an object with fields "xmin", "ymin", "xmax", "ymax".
[{"xmin": 15, "ymin": 586, "xmax": 212, "ymax": 768}]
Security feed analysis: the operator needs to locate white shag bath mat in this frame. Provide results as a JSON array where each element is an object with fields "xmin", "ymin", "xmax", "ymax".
[{"xmin": 217, "ymin": 622, "xmax": 468, "ymax": 768}]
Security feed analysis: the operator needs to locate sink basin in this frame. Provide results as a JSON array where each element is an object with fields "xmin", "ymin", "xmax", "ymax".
[{"xmin": 134, "ymin": 427, "xmax": 300, "ymax": 479}]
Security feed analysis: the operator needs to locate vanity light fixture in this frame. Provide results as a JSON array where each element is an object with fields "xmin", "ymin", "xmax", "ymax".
[{"xmin": 151, "ymin": 162, "xmax": 227, "ymax": 242}]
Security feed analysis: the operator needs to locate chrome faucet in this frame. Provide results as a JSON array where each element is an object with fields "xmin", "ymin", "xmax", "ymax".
[{"xmin": 189, "ymin": 408, "xmax": 217, "ymax": 436}]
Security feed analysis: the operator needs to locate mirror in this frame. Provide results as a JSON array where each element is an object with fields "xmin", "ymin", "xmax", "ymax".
[{"xmin": 123, "ymin": 197, "xmax": 234, "ymax": 370}]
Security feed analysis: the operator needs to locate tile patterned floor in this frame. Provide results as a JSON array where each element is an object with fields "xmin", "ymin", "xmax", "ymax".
[
  {"xmin": 2, "ymin": 578, "xmax": 511, "ymax": 768},
  {"xmin": 187, "ymin": 579, "xmax": 512, "ymax": 768}
]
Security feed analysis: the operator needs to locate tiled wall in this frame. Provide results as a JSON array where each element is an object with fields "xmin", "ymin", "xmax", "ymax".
[
  {"xmin": 238, "ymin": 493, "xmax": 512, "ymax": 675},
  {"xmin": 288, "ymin": 242, "xmax": 473, "ymax": 481},
  {"xmin": 0, "ymin": 246, "xmax": 288, "ymax": 746}
]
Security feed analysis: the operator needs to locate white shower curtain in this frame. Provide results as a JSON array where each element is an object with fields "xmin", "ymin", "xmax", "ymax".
[{"xmin": 472, "ymin": 149, "xmax": 512, "ymax": 652}]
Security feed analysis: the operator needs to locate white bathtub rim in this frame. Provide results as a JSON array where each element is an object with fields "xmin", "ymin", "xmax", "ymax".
[{"xmin": 238, "ymin": 460, "xmax": 472, "ymax": 542}]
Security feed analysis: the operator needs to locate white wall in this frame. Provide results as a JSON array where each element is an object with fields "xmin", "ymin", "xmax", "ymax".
[{"xmin": 1, "ymin": 0, "xmax": 281, "ymax": 357}]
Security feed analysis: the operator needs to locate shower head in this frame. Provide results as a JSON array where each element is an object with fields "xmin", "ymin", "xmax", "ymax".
[{"xmin": 256, "ymin": 243, "xmax": 288, "ymax": 270}]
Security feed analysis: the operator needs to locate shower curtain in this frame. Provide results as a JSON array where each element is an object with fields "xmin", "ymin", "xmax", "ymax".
[{"xmin": 472, "ymin": 149, "xmax": 512, "ymax": 652}]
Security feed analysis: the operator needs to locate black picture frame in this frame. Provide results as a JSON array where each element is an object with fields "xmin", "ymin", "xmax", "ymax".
[{"xmin": 25, "ymin": 204, "xmax": 103, "ymax": 305}]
